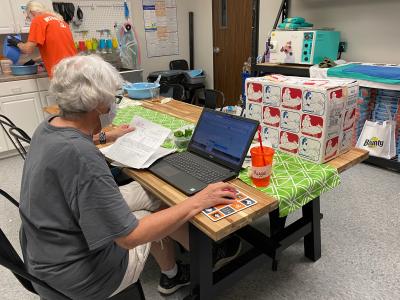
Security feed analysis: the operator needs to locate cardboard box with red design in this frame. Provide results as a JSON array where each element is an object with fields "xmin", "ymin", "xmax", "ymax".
[{"xmin": 245, "ymin": 75, "xmax": 359, "ymax": 163}]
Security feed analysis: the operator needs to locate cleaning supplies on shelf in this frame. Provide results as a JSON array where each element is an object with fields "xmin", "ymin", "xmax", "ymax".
[{"xmin": 114, "ymin": 0, "xmax": 141, "ymax": 69}]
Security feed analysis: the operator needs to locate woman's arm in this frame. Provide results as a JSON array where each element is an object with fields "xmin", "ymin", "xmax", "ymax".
[
  {"xmin": 17, "ymin": 41, "xmax": 37, "ymax": 54},
  {"xmin": 115, "ymin": 182, "xmax": 236, "ymax": 249}
]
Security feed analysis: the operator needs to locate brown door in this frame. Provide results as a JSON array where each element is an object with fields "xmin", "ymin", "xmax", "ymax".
[{"xmin": 212, "ymin": 0, "xmax": 253, "ymax": 106}]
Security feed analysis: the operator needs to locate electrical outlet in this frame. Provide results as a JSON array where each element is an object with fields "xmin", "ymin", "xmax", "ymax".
[{"xmin": 339, "ymin": 41, "xmax": 347, "ymax": 53}]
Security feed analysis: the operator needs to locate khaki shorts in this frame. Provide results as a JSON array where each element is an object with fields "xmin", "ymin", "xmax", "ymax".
[{"xmin": 109, "ymin": 181, "xmax": 161, "ymax": 297}]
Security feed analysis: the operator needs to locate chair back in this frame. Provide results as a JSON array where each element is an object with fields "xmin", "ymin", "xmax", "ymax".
[
  {"xmin": 8, "ymin": 127, "xmax": 31, "ymax": 160},
  {"xmin": 0, "ymin": 189, "xmax": 19, "ymax": 207},
  {"xmin": 0, "ymin": 115, "xmax": 31, "ymax": 160},
  {"xmin": 0, "ymin": 190, "xmax": 145, "ymax": 300},
  {"xmin": 204, "ymin": 89, "xmax": 225, "ymax": 110},
  {"xmin": 169, "ymin": 59, "xmax": 189, "ymax": 71},
  {"xmin": 160, "ymin": 83, "xmax": 186, "ymax": 101}
]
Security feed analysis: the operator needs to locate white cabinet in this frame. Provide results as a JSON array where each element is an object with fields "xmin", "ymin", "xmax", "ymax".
[
  {"xmin": 39, "ymin": 90, "xmax": 56, "ymax": 110},
  {"xmin": 0, "ymin": 92, "xmax": 43, "ymax": 149},
  {"xmin": 0, "ymin": 1, "xmax": 16, "ymax": 34},
  {"xmin": 0, "ymin": 130, "xmax": 9, "ymax": 153},
  {"xmin": 1, "ymin": 0, "xmax": 53, "ymax": 34}
]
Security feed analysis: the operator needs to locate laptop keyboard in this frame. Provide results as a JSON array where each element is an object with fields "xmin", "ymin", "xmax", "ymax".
[{"xmin": 164, "ymin": 152, "xmax": 229, "ymax": 184}]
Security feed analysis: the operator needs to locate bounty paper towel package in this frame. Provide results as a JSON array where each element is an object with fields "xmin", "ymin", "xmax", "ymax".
[{"xmin": 245, "ymin": 75, "xmax": 359, "ymax": 163}]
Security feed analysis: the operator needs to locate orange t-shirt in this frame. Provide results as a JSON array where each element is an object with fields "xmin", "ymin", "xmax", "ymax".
[{"xmin": 28, "ymin": 14, "xmax": 77, "ymax": 77}]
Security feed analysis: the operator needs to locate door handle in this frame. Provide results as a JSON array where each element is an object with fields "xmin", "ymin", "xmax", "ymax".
[{"xmin": 213, "ymin": 47, "xmax": 220, "ymax": 54}]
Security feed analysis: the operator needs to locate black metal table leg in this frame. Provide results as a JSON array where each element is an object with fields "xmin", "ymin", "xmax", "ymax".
[
  {"xmin": 302, "ymin": 197, "xmax": 321, "ymax": 261},
  {"xmin": 185, "ymin": 224, "xmax": 214, "ymax": 300},
  {"xmin": 268, "ymin": 209, "xmax": 287, "ymax": 271}
]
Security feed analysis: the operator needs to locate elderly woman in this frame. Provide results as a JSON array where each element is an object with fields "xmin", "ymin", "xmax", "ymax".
[
  {"xmin": 7, "ymin": 1, "xmax": 76, "ymax": 77},
  {"xmin": 19, "ymin": 55, "xmax": 241, "ymax": 299}
]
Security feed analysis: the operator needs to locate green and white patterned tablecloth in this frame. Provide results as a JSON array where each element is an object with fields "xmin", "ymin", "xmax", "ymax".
[
  {"xmin": 114, "ymin": 105, "xmax": 341, "ymax": 217},
  {"xmin": 239, "ymin": 152, "xmax": 341, "ymax": 217},
  {"xmin": 113, "ymin": 105, "xmax": 191, "ymax": 149}
]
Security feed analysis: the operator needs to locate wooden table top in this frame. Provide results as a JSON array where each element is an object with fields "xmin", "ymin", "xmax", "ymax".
[{"xmin": 43, "ymin": 100, "xmax": 368, "ymax": 241}]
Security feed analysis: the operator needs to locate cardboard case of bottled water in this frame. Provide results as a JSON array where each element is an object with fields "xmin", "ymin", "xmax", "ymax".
[{"xmin": 245, "ymin": 75, "xmax": 359, "ymax": 163}]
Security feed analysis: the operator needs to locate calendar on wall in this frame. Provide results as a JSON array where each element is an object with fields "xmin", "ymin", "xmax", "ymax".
[{"xmin": 142, "ymin": 0, "xmax": 179, "ymax": 57}]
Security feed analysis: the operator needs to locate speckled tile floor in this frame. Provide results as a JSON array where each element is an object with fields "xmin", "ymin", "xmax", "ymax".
[{"xmin": 1, "ymin": 155, "xmax": 399, "ymax": 299}]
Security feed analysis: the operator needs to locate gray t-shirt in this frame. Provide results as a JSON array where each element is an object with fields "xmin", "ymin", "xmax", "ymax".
[{"xmin": 19, "ymin": 118, "xmax": 138, "ymax": 299}]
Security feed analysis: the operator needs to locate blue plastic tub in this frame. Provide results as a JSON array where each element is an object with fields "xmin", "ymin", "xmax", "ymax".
[
  {"xmin": 3, "ymin": 35, "xmax": 21, "ymax": 64},
  {"xmin": 124, "ymin": 82, "xmax": 160, "ymax": 99},
  {"xmin": 10, "ymin": 64, "xmax": 38, "ymax": 76}
]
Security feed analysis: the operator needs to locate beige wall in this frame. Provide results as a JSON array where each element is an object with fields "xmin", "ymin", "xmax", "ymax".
[
  {"xmin": 258, "ymin": 0, "xmax": 400, "ymax": 64},
  {"xmin": 130, "ymin": 0, "xmax": 214, "ymax": 87},
  {"xmin": 130, "ymin": 0, "xmax": 191, "ymax": 80}
]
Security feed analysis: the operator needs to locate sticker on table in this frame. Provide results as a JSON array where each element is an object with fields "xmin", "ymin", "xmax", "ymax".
[
  {"xmin": 230, "ymin": 201, "xmax": 246, "ymax": 210},
  {"xmin": 247, "ymin": 82, "xmax": 263, "ymax": 103},
  {"xmin": 209, "ymin": 211, "xmax": 225, "ymax": 221},
  {"xmin": 263, "ymin": 85, "xmax": 281, "ymax": 106},
  {"xmin": 281, "ymin": 87, "xmax": 302, "ymax": 110},
  {"xmin": 202, "ymin": 192, "xmax": 258, "ymax": 222},
  {"xmin": 220, "ymin": 206, "xmax": 235, "ymax": 215},
  {"xmin": 203, "ymin": 207, "xmax": 216, "ymax": 214},
  {"xmin": 240, "ymin": 198, "xmax": 256, "ymax": 207},
  {"xmin": 263, "ymin": 106, "xmax": 280, "ymax": 127}
]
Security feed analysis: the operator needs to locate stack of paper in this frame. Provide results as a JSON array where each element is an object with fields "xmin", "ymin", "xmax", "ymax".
[{"xmin": 103, "ymin": 116, "xmax": 175, "ymax": 169}]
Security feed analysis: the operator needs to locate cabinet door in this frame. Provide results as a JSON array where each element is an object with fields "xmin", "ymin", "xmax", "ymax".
[
  {"xmin": 0, "ymin": 128, "xmax": 10, "ymax": 153},
  {"xmin": 0, "ymin": 1, "xmax": 16, "ymax": 34},
  {"xmin": 11, "ymin": 0, "xmax": 53, "ymax": 33},
  {"xmin": 0, "ymin": 92, "xmax": 43, "ymax": 147}
]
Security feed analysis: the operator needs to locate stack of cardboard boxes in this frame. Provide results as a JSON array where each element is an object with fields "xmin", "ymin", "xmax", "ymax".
[{"xmin": 245, "ymin": 75, "xmax": 359, "ymax": 163}]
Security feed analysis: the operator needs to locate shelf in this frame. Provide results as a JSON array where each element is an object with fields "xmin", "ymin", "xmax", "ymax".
[
  {"xmin": 253, "ymin": 63, "xmax": 310, "ymax": 77},
  {"xmin": 363, "ymin": 156, "xmax": 400, "ymax": 173}
]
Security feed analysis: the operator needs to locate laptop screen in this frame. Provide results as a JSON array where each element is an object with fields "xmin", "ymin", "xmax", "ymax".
[{"xmin": 188, "ymin": 109, "xmax": 259, "ymax": 171}]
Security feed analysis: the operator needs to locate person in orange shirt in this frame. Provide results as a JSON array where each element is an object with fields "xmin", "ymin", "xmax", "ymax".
[{"xmin": 7, "ymin": 1, "xmax": 77, "ymax": 77}]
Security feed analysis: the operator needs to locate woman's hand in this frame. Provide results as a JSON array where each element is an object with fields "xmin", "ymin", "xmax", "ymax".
[
  {"xmin": 188, "ymin": 182, "xmax": 237, "ymax": 212},
  {"xmin": 106, "ymin": 124, "xmax": 135, "ymax": 142}
]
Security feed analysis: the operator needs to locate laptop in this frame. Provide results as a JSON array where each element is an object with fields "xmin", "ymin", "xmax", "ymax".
[{"xmin": 149, "ymin": 108, "xmax": 259, "ymax": 195}]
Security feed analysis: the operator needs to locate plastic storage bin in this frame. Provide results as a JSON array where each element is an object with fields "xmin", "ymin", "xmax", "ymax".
[{"xmin": 124, "ymin": 82, "xmax": 160, "ymax": 99}]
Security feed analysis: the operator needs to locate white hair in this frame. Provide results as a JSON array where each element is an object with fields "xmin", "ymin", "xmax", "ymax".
[
  {"xmin": 49, "ymin": 55, "xmax": 123, "ymax": 117},
  {"xmin": 26, "ymin": 1, "xmax": 63, "ymax": 21}
]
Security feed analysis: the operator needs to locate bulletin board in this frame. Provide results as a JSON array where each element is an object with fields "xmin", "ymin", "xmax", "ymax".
[{"xmin": 142, "ymin": 0, "xmax": 179, "ymax": 57}]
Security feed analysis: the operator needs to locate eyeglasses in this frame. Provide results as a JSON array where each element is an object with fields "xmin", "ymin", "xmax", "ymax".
[{"xmin": 115, "ymin": 95, "xmax": 123, "ymax": 104}]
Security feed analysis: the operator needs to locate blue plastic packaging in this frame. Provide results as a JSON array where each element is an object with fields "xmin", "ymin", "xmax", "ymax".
[{"xmin": 3, "ymin": 35, "xmax": 21, "ymax": 64}]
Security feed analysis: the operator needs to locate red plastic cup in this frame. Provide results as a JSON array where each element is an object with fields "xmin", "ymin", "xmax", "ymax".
[{"xmin": 250, "ymin": 146, "xmax": 274, "ymax": 187}]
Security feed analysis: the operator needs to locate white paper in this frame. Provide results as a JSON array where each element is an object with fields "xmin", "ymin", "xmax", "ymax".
[{"xmin": 105, "ymin": 116, "xmax": 172, "ymax": 169}]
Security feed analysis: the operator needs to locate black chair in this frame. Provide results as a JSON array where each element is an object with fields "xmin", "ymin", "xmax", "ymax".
[
  {"xmin": 204, "ymin": 89, "xmax": 225, "ymax": 110},
  {"xmin": 160, "ymin": 83, "xmax": 186, "ymax": 101},
  {"xmin": 0, "ymin": 115, "xmax": 31, "ymax": 160},
  {"xmin": 169, "ymin": 59, "xmax": 205, "ymax": 104},
  {"xmin": 8, "ymin": 127, "xmax": 31, "ymax": 160},
  {"xmin": 0, "ymin": 190, "xmax": 146, "ymax": 300}
]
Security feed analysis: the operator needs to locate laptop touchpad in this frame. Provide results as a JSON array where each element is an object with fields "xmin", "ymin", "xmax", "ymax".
[{"xmin": 157, "ymin": 165, "xmax": 181, "ymax": 177}]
